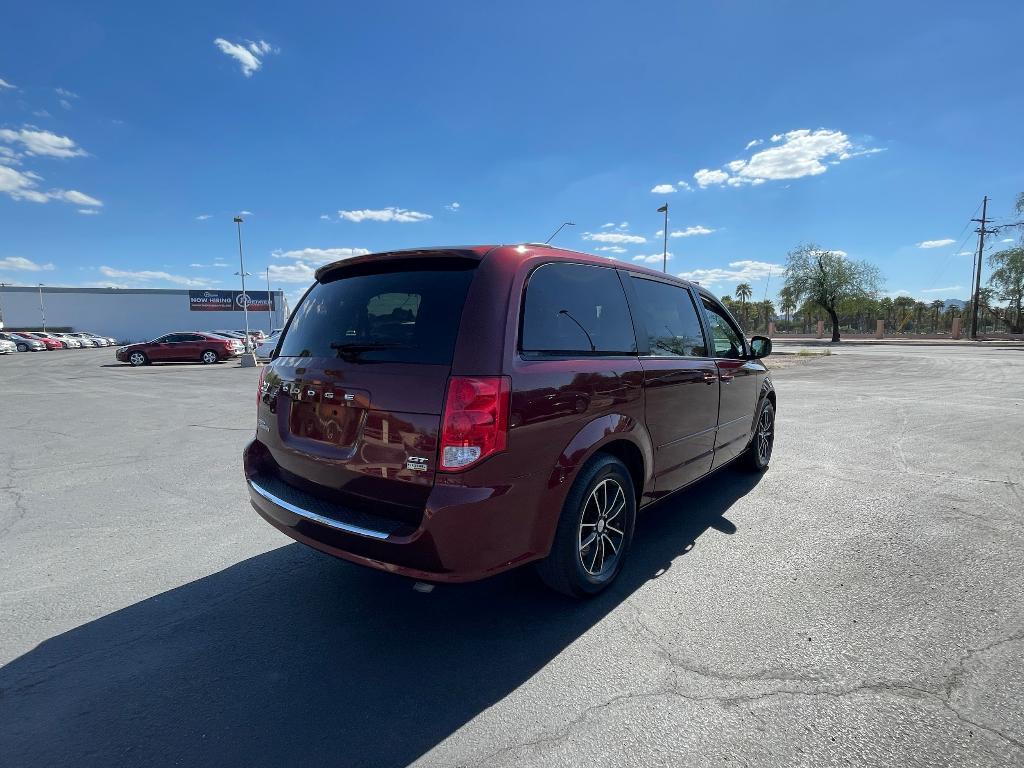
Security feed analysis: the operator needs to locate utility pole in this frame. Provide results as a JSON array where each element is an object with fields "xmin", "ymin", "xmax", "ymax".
[
  {"xmin": 37, "ymin": 284, "xmax": 47, "ymax": 332},
  {"xmin": 657, "ymin": 204, "xmax": 669, "ymax": 272},
  {"xmin": 969, "ymin": 196, "xmax": 997, "ymax": 339},
  {"xmin": 266, "ymin": 266, "xmax": 273, "ymax": 335},
  {"xmin": 233, "ymin": 216, "xmax": 251, "ymax": 351}
]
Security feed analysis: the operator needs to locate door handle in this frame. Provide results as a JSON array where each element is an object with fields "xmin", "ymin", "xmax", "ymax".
[
  {"xmin": 719, "ymin": 373, "xmax": 734, "ymax": 383},
  {"xmin": 702, "ymin": 371, "xmax": 717, "ymax": 385}
]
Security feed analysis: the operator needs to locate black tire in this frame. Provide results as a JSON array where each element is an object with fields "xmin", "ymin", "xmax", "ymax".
[
  {"xmin": 742, "ymin": 399, "xmax": 775, "ymax": 472},
  {"xmin": 200, "ymin": 349, "xmax": 219, "ymax": 365},
  {"xmin": 128, "ymin": 351, "xmax": 148, "ymax": 367},
  {"xmin": 535, "ymin": 453, "xmax": 637, "ymax": 598},
  {"xmin": 16, "ymin": 343, "xmax": 27, "ymax": 352}
]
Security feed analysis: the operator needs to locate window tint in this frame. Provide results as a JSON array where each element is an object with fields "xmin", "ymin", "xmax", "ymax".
[
  {"xmin": 630, "ymin": 278, "xmax": 707, "ymax": 357},
  {"xmin": 521, "ymin": 263, "xmax": 636, "ymax": 355},
  {"xmin": 278, "ymin": 264, "xmax": 475, "ymax": 363},
  {"xmin": 701, "ymin": 298, "xmax": 745, "ymax": 359}
]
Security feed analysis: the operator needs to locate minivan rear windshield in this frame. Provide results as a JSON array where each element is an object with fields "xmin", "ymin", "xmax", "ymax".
[{"xmin": 277, "ymin": 262, "xmax": 476, "ymax": 364}]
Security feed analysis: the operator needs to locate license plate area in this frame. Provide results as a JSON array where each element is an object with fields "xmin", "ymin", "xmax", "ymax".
[{"xmin": 285, "ymin": 383, "xmax": 369, "ymax": 448}]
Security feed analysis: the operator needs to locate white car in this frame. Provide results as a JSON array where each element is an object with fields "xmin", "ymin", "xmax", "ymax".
[
  {"xmin": 254, "ymin": 332, "xmax": 280, "ymax": 359},
  {"xmin": 51, "ymin": 333, "xmax": 82, "ymax": 348},
  {"xmin": 81, "ymin": 333, "xmax": 111, "ymax": 346},
  {"xmin": 0, "ymin": 337, "xmax": 16, "ymax": 354}
]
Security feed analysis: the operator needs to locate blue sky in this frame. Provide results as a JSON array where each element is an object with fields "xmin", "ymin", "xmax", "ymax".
[{"xmin": 1, "ymin": 1, "xmax": 1022, "ymax": 306}]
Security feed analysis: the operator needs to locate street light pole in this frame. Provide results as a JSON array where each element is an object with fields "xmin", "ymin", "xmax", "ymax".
[
  {"xmin": 37, "ymin": 284, "xmax": 47, "ymax": 332},
  {"xmin": 266, "ymin": 266, "xmax": 273, "ymax": 335},
  {"xmin": 657, "ymin": 204, "xmax": 669, "ymax": 272},
  {"xmin": 233, "ymin": 216, "xmax": 251, "ymax": 351}
]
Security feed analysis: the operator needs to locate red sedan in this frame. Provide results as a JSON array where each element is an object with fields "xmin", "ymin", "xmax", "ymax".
[
  {"xmin": 23, "ymin": 332, "xmax": 65, "ymax": 350},
  {"xmin": 116, "ymin": 332, "xmax": 243, "ymax": 366}
]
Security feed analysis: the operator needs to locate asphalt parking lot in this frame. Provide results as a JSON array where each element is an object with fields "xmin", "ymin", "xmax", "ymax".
[{"xmin": 1, "ymin": 344, "xmax": 1022, "ymax": 767}]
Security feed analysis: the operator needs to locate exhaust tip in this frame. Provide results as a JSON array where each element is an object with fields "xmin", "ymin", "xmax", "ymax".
[{"xmin": 412, "ymin": 582, "xmax": 435, "ymax": 594}]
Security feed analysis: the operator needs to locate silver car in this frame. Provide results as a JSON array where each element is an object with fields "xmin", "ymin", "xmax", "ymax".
[
  {"xmin": 52, "ymin": 333, "xmax": 83, "ymax": 348},
  {"xmin": 69, "ymin": 333, "xmax": 97, "ymax": 347},
  {"xmin": 81, "ymin": 333, "xmax": 111, "ymax": 346},
  {"xmin": 0, "ymin": 337, "xmax": 16, "ymax": 354}
]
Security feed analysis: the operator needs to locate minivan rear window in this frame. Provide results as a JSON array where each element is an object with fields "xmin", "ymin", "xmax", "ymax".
[{"xmin": 278, "ymin": 264, "xmax": 475, "ymax": 364}]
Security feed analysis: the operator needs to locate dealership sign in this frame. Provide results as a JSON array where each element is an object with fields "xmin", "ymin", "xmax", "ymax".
[{"xmin": 188, "ymin": 290, "xmax": 275, "ymax": 312}]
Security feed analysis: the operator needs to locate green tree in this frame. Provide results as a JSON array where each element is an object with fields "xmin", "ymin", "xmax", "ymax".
[
  {"xmin": 734, "ymin": 283, "xmax": 752, "ymax": 324},
  {"xmin": 779, "ymin": 287, "xmax": 796, "ymax": 321},
  {"xmin": 983, "ymin": 247, "xmax": 1024, "ymax": 333},
  {"xmin": 782, "ymin": 244, "xmax": 883, "ymax": 342},
  {"xmin": 930, "ymin": 299, "xmax": 944, "ymax": 332}
]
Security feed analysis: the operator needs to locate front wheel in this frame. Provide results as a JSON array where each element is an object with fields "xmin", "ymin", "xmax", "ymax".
[
  {"xmin": 742, "ymin": 400, "xmax": 775, "ymax": 472},
  {"xmin": 128, "ymin": 351, "xmax": 148, "ymax": 367},
  {"xmin": 200, "ymin": 350, "xmax": 219, "ymax": 364},
  {"xmin": 16, "ymin": 343, "xmax": 27, "ymax": 352},
  {"xmin": 535, "ymin": 454, "xmax": 636, "ymax": 598}
]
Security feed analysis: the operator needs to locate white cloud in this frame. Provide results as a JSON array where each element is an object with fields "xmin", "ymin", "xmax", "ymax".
[
  {"xmin": 214, "ymin": 38, "xmax": 278, "ymax": 77},
  {"xmin": 600, "ymin": 222, "xmax": 616, "ymax": 229},
  {"xmin": 677, "ymin": 259, "xmax": 781, "ymax": 286},
  {"xmin": 55, "ymin": 88, "xmax": 78, "ymax": 99},
  {"xmin": 650, "ymin": 183, "xmax": 676, "ymax": 194},
  {"xmin": 319, "ymin": 214, "xmax": 330, "ymax": 220},
  {"xmin": 594, "ymin": 246, "xmax": 627, "ymax": 254},
  {"xmin": 338, "ymin": 207, "xmax": 432, "ymax": 223},
  {"xmin": 676, "ymin": 181, "xmax": 693, "ymax": 191},
  {"xmin": 633, "ymin": 253, "xmax": 673, "ymax": 264},
  {"xmin": 271, "ymin": 247, "xmax": 370, "ymax": 265},
  {"xmin": 957, "ymin": 250, "xmax": 974, "ymax": 256},
  {"xmin": 0, "ymin": 256, "xmax": 55, "ymax": 271},
  {"xmin": 693, "ymin": 168, "xmax": 730, "ymax": 188},
  {"xmin": 693, "ymin": 129, "xmax": 882, "ymax": 189},
  {"xmin": 1001, "ymin": 238, "xmax": 1014, "ymax": 243},
  {"xmin": 196, "ymin": 214, "xmax": 212, "ymax": 221},
  {"xmin": 99, "ymin": 266, "xmax": 217, "ymax": 288},
  {"xmin": 582, "ymin": 232, "xmax": 647, "ymax": 244},
  {"xmin": 671, "ymin": 225, "xmax": 715, "ymax": 238},
  {"xmin": 0, "ymin": 78, "xmax": 15, "ymax": 90},
  {"xmin": 188, "ymin": 261, "xmax": 229, "ymax": 268},
  {"xmin": 445, "ymin": 202, "xmax": 460, "ymax": 212},
  {"xmin": 77, "ymin": 208, "xmax": 100, "ymax": 215},
  {"xmin": 0, "ymin": 126, "xmax": 88, "ymax": 158},
  {"xmin": 0, "ymin": 167, "xmax": 99, "ymax": 206},
  {"xmin": 59, "ymin": 99, "xmax": 72, "ymax": 111},
  {"xmin": 920, "ymin": 285, "xmax": 963, "ymax": 293},
  {"xmin": 268, "ymin": 262, "xmax": 318, "ymax": 284},
  {"xmin": 916, "ymin": 239, "xmax": 955, "ymax": 249},
  {"xmin": 53, "ymin": 189, "xmax": 102, "ymax": 206},
  {"xmin": 238, "ymin": 210, "xmax": 253, "ymax": 216},
  {"xmin": 744, "ymin": 139, "xmax": 763, "ymax": 150}
]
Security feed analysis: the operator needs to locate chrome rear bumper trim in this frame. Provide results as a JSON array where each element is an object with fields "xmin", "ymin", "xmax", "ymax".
[{"xmin": 249, "ymin": 479, "xmax": 391, "ymax": 540}]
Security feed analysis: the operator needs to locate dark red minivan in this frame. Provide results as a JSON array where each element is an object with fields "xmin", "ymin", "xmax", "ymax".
[{"xmin": 244, "ymin": 245, "xmax": 775, "ymax": 596}]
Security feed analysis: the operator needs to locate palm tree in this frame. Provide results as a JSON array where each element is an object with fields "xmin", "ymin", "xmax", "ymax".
[
  {"xmin": 735, "ymin": 283, "xmax": 752, "ymax": 325},
  {"xmin": 930, "ymin": 300, "xmax": 944, "ymax": 332},
  {"xmin": 779, "ymin": 287, "xmax": 796, "ymax": 322}
]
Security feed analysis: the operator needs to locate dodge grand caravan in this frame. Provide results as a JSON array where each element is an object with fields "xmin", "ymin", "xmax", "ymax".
[{"xmin": 244, "ymin": 244, "xmax": 775, "ymax": 596}]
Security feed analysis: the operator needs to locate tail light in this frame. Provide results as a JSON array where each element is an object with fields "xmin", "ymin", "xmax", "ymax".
[
  {"xmin": 440, "ymin": 376, "xmax": 511, "ymax": 471},
  {"xmin": 257, "ymin": 364, "xmax": 267, "ymax": 405}
]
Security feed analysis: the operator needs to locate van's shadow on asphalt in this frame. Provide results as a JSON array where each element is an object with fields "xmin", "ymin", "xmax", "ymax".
[{"xmin": 0, "ymin": 468, "xmax": 761, "ymax": 768}]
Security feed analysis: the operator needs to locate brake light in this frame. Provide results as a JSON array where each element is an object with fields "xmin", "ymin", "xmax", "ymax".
[{"xmin": 440, "ymin": 376, "xmax": 511, "ymax": 471}]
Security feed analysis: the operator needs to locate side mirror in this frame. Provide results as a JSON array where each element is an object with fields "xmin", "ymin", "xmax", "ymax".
[{"xmin": 749, "ymin": 335, "xmax": 772, "ymax": 358}]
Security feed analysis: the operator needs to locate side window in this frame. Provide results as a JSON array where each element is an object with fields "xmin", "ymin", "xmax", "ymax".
[
  {"xmin": 153, "ymin": 334, "xmax": 173, "ymax": 343},
  {"xmin": 630, "ymin": 278, "xmax": 707, "ymax": 357},
  {"xmin": 701, "ymin": 298, "xmax": 745, "ymax": 359},
  {"xmin": 521, "ymin": 263, "xmax": 636, "ymax": 355}
]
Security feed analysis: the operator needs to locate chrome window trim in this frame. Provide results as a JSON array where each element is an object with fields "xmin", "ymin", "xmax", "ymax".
[{"xmin": 249, "ymin": 479, "xmax": 392, "ymax": 540}]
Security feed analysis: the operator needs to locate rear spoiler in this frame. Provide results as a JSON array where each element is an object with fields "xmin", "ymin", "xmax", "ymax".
[{"xmin": 315, "ymin": 248, "xmax": 487, "ymax": 283}]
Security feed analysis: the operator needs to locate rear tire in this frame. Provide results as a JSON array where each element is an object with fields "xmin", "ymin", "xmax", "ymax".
[
  {"xmin": 201, "ymin": 350, "xmax": 219, "ymax": 364},
  {"xmin": 742, "ymin": 399, "xmax": 775, "ymax": 472},
  {"xmin": 535, "ymin": 454, "xmax": 636, "ymax": 598},
  {"xmin": 128, "ymin": 351, "xmax": 148, "ymax": 367},
  {"xmin": 17, "ymin": 343, "xmax": 27, "ymax": 352}
]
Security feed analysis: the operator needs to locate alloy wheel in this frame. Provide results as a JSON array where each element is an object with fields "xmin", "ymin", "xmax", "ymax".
[
  {"xmin": 129, "ymin": 352, "xmax": 146, "ymax": 366},
  {"xmin": 757, "ymin": 407, "xmax": 774, "ymax": 464},
  {"xmin": 202, "ymin": 351, "xmax": 218, "ymax": 364},
  {"xmin": 578, "ymin": 477, "xmax": 627, "ymax": 578}
]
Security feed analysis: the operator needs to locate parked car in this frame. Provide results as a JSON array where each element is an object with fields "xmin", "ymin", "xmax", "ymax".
[
  {"xmin": 116, "ymin": 332, "xmax": 244, "ymax": 366},
  {"xmin": 244, "ymin": 245, "xmax": 776, "ymax": 597},
  {"xmin": 1, "ymin": 332, "xmax": 45, "ymax": 352},
  {"xmin": 50, "ymin": 333, "xmax": 83, "ymax": 348},
  {"xmin": 80, "ymin": 333, "xmax": 112, "ymax": 346},
  {"xmin": 0, "ymin": 337, "xmax": 16, "ymax": 354},
  {"xmin": 71, "ymin": 334, "xmax": 97, "ymax": 347},
  {"xmin": 236, "ymin": 329, "xmax": 267, "ymax": 341},
  {"xmin": 22, "ymin": 332, "xmax": 64, "ymax": 350},
  {"xmin": 254, "ymin": 332, "xmax": 280, "ymax": 360},
  {"xmin": 213, "ymin": 330, "xmax": 248, "ymax": 339}
]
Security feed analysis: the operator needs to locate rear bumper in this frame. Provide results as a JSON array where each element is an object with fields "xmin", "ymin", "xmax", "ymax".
[{"xmin": 243, "ymin": 439, "xmax": 548, "ymax": 583}]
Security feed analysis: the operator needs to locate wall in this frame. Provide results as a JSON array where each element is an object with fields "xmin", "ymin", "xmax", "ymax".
[{"xmin": 0, "ymin": 287, "xmax": 286, "ymax": 343}]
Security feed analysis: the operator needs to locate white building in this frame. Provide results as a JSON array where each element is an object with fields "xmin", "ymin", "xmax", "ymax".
[{"xmin": 0, "ymin": 286, "xmax": 287, "ymax": 343}]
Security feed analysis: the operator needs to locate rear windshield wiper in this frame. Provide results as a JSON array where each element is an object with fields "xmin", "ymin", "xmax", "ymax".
[{"xmin": 329, "ymin": 341, "xmax": 409, "ymax": 361}]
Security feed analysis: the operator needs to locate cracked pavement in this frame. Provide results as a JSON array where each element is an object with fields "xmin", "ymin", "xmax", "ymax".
[{"xmin": 1, "ymin": 344, "xmax": 1022, "ymax": 767}]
